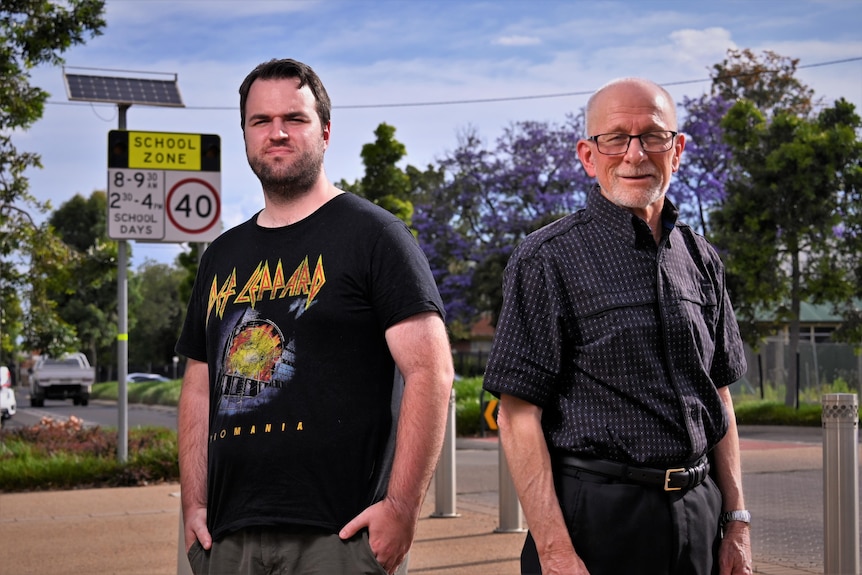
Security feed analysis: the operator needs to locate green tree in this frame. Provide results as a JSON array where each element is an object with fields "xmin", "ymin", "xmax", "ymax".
[
  {"xmin": 826, "ymin": 105, "xmax": 862, "ymax": 348},
  {"xmin": 19, "ymin": 218, "xmax": 79, "ymax": 357},
  {"xmin": 175, "ymin": 242, "xmax": 204, "ymax": 312},
  {"xmin": 711, "ymin": 48, "xmax": 816, "ymax": 118},
  {"xmin": 129, "ymin": 260, "xmax": 185, "ymax": 369},
  {"xmin": 712, "ymin": 98, "xmax": 861, "ymax": 406},
  {"xmin": 0, "ymin": 0, "xmax": 106, "ymax": 361},
  {"xmin": 337, "ymin": 123, "xmax": 413, "ymax": 225},
  {"xmin": 48, "ymin": 192, "xmax": 120, "ymax": 370}
]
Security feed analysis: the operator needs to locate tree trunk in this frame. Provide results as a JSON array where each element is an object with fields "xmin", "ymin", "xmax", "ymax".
[{"xmin": 784, "ymin": 248, "xmax": 802, "ymax": 407}]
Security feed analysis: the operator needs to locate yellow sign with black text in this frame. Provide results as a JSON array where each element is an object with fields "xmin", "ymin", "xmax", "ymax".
[
  {"xmin": 108, "ymin": 130, "xmax": 221, "ymax": 172},
  {"xmin": 129, "ymin": 131, "xmax": 200, "ymax": 170}
]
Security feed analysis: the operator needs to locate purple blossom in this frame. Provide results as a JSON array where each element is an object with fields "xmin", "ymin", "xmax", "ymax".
[
  {"xmin": 414, "ymin": 114, "xmax": 591, "ymax": 326},
  {"xmin": 671, "ymin": 94, "xmax": 734, "ymax": 234}
]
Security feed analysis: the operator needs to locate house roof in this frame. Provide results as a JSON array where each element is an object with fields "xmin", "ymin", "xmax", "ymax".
[{"xmin": 755, "ymin": 301, "xmax": 845, "ymax": 324}]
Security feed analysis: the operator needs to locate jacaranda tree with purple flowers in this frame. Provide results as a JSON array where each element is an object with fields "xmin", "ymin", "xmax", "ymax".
[
  {"xmin": 669, "ymin": 94, "xmax": 734, "ymax": 235},
  {"xmin": 413, "ymin": 114, "xmax": 592, "ymax": 337}
]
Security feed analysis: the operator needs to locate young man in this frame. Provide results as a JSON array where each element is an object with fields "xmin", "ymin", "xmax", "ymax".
[
  {"xmin": 177, "ymin": 58, "xmax": 454, "ymax": 575},
  {"xmin": 484, "ymin": 78, "xmax": 753, "ymax": 575}
]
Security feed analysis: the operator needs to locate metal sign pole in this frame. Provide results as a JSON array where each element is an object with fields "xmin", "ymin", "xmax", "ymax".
[
  {"xmin": 117, "ymin": 103, "xmax": 130, "ymax": 463},
  {"xmin": 117, "ymin": 239, "xmax": 128, "ymax": 462}
]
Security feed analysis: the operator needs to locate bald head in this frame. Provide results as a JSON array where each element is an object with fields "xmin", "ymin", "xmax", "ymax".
[
  {"xmin": 576, "ymin": 77, "xmax": 685, "ymax": 225},
  {"xmin": 584, "ymin": 78, "xmax": 677, "ymax": 136}
]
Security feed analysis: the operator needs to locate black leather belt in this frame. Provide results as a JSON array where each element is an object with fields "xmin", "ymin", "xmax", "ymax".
[{"xmin": 556, "ymin": 454, "xmax": 710, "ymax": 492}]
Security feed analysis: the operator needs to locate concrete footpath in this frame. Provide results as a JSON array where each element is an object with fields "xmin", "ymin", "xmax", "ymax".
[{"xmin": 0, "ymin": 426, "xmax": 846, "ymax": 574}]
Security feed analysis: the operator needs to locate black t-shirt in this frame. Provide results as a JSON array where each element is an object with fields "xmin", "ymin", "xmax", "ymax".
[{"xmin": 176, "ymin": 192, "xmax": 444, "ymax": 540}]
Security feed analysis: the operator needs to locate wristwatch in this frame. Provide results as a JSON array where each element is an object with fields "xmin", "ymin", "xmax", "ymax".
[{"xmin": 720, "ymin": 510, "xmax": 751, "ymax": 527}]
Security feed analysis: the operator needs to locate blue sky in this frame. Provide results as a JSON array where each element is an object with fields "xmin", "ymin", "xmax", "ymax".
[{"xmin": 18, "ymin": 0, "xmax": 862, "ymax": 268}]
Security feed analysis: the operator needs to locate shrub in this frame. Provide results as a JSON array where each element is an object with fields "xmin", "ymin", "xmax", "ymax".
[
  {"xmin": 0, "ymin": 417, "xmax": 179, "ymax": 492},
  {"xmin": 734, "ymin": 401, "xmax": 824, "ymax": 426}
]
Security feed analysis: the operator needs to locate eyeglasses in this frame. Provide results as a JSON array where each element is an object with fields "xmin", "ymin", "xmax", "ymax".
[{"xmin": 587, "ymin": 131, "xmax": 678, "ymax": 155}]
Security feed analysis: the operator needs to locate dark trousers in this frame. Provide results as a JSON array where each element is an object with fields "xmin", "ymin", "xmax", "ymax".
[
  {"xmin": 187, "ymin": 526, "xmax": 408, "ymax": 575},
  {"xmin": 521, "ymin": 463, "xmax": 723, "ymax": 575}
]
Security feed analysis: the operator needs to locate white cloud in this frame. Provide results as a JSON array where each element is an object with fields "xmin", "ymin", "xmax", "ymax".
[
  {"xmin": 669, "ymin": 27, "xmax": 737, "ymax": 63},
  {"xmin": 494, "ymin": 35, "xmax": 542, "ymax": 47}
]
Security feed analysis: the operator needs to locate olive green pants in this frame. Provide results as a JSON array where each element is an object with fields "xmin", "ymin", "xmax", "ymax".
[{"xmin": 187, "ymin": 526, "xmax": 409, "ymax": 575}]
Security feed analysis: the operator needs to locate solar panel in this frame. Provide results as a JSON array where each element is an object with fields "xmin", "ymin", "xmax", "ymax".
[{"xmin": 64, "ymin": 74, "xmax": 184, "ymax": 107}]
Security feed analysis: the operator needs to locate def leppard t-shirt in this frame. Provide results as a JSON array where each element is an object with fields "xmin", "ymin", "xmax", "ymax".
[{"xmin": 176, "ymin": 192, "xmax": 444, "ymax": 540}]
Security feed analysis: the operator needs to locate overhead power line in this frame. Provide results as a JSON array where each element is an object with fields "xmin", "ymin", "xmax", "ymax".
[{"xmin": 45, "ymin": 56, "xmax": 862, "ymax": 111}]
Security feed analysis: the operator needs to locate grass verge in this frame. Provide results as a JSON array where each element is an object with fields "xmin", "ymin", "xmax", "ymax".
[
  {"xmin": 0, "ymin": 416, "xmax": 179, "ymax": 493},
  {"xmin": 91, "ymin": 379, "xmax": 181, "ymax": 406}
]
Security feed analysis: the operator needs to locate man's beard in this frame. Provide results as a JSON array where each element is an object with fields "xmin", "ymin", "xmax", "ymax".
[
  {"xmin": 604, "ymin": 182, "xmax": 665, "ymax": 211},
  {"xmin": 604, "ymin": 170, "xmax": 667, "ymax": 211},
  {"xmin": 248, "ymin": 142, "xmax": 325, "ymax": 202}
]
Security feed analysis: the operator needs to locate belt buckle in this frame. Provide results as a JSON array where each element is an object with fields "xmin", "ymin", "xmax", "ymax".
[{"xmin": 664, "ymin": 468, "xmax": 685, "ymax": 491}]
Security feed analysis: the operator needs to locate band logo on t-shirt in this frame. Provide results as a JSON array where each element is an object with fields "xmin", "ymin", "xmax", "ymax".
[{"xmin": 207, "ymin": 254, "xmax": 326, "ymax": 322}]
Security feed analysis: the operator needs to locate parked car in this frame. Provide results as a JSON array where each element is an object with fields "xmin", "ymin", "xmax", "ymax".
[
  {"xmin": 126, "ymin": 372, "xmax": 170, "ymax": 383},
  {"xmin": 29, "ymin": 353, "xmax": 95, "ymax": 407},
  {"xmin": 0, "ymin": 366, "xmax": 16, "ymax": 421}
]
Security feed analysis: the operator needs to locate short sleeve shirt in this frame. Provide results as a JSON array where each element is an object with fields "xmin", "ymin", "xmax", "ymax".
[
  {"xmin": 176, "ymin": 193, "xmax": 444, "ymax": 539},
  {"xmin": 483, "ymin": 186, "xmax": 747, "ymax": 466}
]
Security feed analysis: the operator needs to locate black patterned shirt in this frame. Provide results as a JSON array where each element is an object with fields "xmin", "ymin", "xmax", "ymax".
[{"xmin": 483, "ymin": 185, "xmax": 747, "ymax": 466}]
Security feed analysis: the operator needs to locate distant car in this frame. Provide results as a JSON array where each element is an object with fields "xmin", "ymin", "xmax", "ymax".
[
  {"xmin": 126, "ymin": 372, "xmax": 171, "ymax": 384},
  {"xmin": 0, "ymin": 366, "xmax": 17, "ymax": 421},
  {"xmin": 29, "ymin": 353, "xmax": 95, "ymax": 407}
]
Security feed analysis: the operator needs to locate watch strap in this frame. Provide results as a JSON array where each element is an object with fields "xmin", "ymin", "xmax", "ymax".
[{"xmin": 720, "ymin": 510, "xmax": 751, "ymax": 526}]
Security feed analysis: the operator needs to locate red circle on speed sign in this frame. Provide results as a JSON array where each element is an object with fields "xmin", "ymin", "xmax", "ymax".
[{"xmin": 166, "ymin": 178, "xmax": 221, "ymax": 234}]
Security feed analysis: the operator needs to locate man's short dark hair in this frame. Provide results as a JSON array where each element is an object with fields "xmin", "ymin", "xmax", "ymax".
[{"xmin": 238, "ymin": 58, "xmax": 331, "ymax": 131}]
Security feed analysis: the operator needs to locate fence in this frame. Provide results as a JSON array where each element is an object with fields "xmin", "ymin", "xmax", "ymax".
[
  {"xmin": 740, "ymin": 340, "xmax": 862, "ymax": 400},
  {"xmin": 452, "ymin": 351, "xmax": 489, "ymax": 377}
]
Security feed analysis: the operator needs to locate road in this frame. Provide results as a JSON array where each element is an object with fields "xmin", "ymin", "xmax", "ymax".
[{"xmin": 3, "ymin": 387, "xmax": 177, "ymax": 431}]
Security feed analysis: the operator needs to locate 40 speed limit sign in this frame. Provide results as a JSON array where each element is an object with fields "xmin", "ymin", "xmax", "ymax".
[
  {"xmin": 164, "ymin": 173, "xmax": 221, "ymax": 241},
  {"xmin": 107, "ymin": 130, "xmax": 223, "ymax": 243}
]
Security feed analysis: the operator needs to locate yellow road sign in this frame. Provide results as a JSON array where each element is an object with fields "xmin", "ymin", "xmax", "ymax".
[
  {"xmin": 484, "ymin": 398, "xmax": 499, "ymax": 431},
  {"xmin": 129, "ymin": 131, "xmax": 202, "ymax": 170}
]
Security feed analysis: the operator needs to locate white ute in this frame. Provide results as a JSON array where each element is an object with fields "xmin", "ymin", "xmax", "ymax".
[{"xmin": 29, "ymin": 353, "xmax": 95, "ymax": 407}]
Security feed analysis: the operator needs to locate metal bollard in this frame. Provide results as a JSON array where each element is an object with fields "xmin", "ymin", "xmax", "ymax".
[
  {"xmin": 432, "ymin": 387, "xmax": 459, "ymax": 517},
  {"xmin": 177, "ymin": 508, "xmax": 193, "ymax": 575},
  {"xmin": 496, "ymin": 439, "xmax": 526, "ymax": 533},
  {"xmin": 822, "ymin": 393, "xmax": 859, "ymax": 575}
]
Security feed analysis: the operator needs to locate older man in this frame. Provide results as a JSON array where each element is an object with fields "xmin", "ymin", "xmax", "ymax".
[{"xmin": 483, "ymin": 78, "xmax": 752, "ymax": 575}]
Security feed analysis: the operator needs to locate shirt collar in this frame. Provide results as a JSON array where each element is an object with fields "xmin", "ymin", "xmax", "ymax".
[{"xmin": 586, "ymin": 185, "xmax": 680, "ymax": 248}]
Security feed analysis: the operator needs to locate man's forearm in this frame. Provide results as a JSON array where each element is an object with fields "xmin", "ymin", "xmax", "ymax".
[
  {"xmin": 387, "ymin": 370, "xmax": 451, "ymax": 514},
  {"xmin": 714, "ymin": 386, "xmax": 745, "ymax": 511},
  {"xmin": 498, "ymin": 395, "xmax": 578, "ymax": 566},
  {"xmin": 178, "ymin": 359, "xmax": 210, "ymax": 514},
  {"xmin": 383, "ymin": 312, "xmax": 454, "ymax": 515}
]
